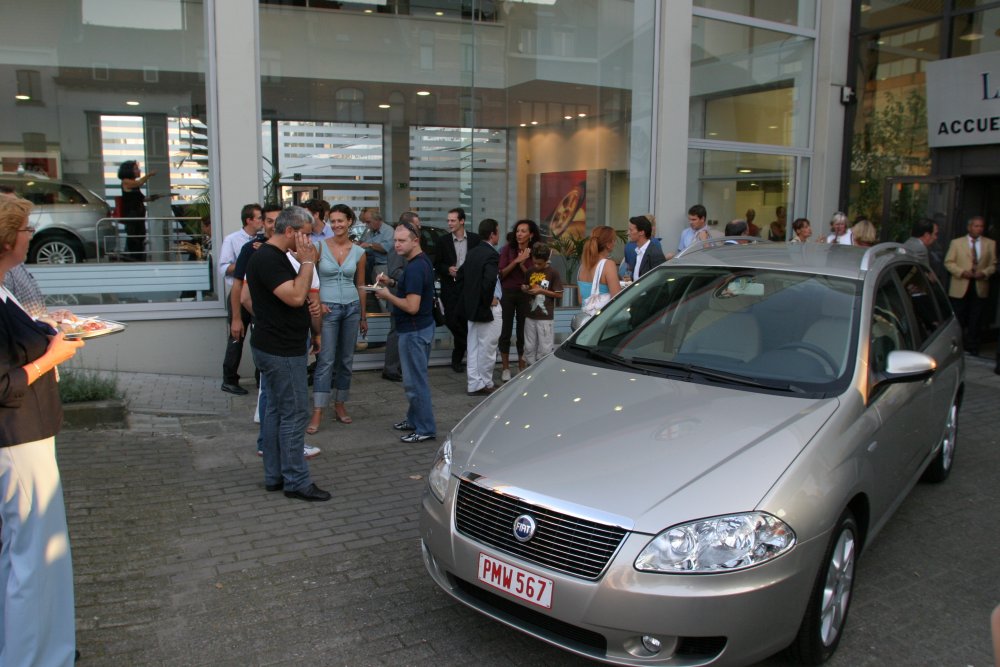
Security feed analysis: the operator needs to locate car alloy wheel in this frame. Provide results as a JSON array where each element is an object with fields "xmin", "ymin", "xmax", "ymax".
[
  {"xmin": 790, "ymin": 510, "xmax": 858, "ymax": 664},
  {"xmin": 31, "ymin": 237, "xmax": 82, "ymax": 264},
  {"xmin": 922, "ymin": 399, "xmax": 959, "ymax": 483}
]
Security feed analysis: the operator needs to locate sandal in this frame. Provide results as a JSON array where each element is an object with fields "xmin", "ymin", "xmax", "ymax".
[
  {"xmin": 334, "ymin": 402, "xmax": 353, "ymax": 424},
  {"xmin": 306, "ymin": 408, "xmax": 322, "ymax": 434}
]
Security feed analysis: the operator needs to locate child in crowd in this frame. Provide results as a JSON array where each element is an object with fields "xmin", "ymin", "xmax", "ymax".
[{"xmin": 521, "ymin": 244, "xmax": 563, "ymax": 365}]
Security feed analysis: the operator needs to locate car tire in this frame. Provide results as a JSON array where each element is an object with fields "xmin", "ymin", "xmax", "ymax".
[
  {"xmin": 29, "ymin": 235, "xmax": 84, "ymax": 264},
  {"xmin": 788, "ymin": 509, "xmax": 858, "ymax": 665},
  {"xmin": 921, "ymin": 397, "xmax": 958, "ymax": 483}
]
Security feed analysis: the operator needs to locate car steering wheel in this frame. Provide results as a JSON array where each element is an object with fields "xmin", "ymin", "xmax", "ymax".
[{"xmin": 776, "ymin": 341, "xmax": 838, "ymax": 374}]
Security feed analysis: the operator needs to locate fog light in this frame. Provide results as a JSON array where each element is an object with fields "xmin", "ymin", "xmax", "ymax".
[{"xmin": 641, "ymin": 635, "xmax": 662, "ymax": 654}]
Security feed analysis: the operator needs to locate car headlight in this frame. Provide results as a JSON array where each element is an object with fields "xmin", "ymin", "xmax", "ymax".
[
  {"xmin": 635, "ymin": 512, "xmax": 795, "ymax": 573},
  {"xmin": 427, "ymin": 435, "xmax": 453, "ymax": 502}
]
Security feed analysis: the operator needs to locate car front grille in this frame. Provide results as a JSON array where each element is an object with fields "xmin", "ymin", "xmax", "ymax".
[{"xmin": 454, "ymin": 478, "xmax": 628, "ymax": 580}]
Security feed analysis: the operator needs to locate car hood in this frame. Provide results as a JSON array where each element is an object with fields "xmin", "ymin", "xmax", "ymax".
[{"xmin": 450, "ymin": 353, "xmax": 839, "ymax": 534}]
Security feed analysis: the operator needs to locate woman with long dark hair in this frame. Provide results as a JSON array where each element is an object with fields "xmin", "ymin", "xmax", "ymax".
[
  {"xmin": 117, "ymin": 160, "xmax": 157, "ymax": 261},
  {"xmin": 0, "ymin": 196, "xmax": 85, "ymax": 665},
  {"xmin": 497, "ymin": 219, "xmax": 540, "ymax": 381}
]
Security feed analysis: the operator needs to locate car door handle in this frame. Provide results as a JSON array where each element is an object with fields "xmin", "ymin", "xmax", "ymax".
[{"xmin": 951, "ymin": 339, "xmax": 959, "ymax": 353}]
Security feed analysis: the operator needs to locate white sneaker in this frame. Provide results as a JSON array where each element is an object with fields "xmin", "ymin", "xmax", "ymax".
[
  {"xmin": 304, "ymin": 445, "xmax": 321, "ymax": 459},
  {"xmin": 501, "ymin": 369, "xmax": 511, "ymax": 382}
]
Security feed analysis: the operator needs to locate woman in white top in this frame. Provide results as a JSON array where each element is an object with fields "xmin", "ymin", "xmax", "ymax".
[{"xmin": 825, "ymin": 212, "xmax": 853, "ymax": 245}]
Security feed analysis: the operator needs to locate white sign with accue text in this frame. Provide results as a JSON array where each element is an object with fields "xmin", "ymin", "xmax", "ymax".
[{"xmin": 926, "ymin": 51, "xmax": 1000, "ymax": 148}]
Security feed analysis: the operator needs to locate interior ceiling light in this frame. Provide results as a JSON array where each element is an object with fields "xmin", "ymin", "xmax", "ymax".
[
  {"xmin": 564, "ymin": 115, "xmax": 573, "ymax": 120},
  {"xmin": 416, "ymin": 90, "xmax": 431, "ymax": 96},
  {"xmin": 364, "ymin": 9, "xmax": 373, "ymax": 13},
  {"xmin": 378, "ymin": 103, "xmax": 391, "ymax": 109},
  {"xmin": 577, "ymin": 112, "xmax": 586, "ymax": 117},
  {"xmin": 126, "ymin": 100, "xmax": 140, "ymax": 106},
  {"xmin": 435, "ymin": 11, "xmax": 444, "ymax": 15},
  {"xmin": 15, "ymin": 94, "xmax": 30, "ymax": 100},
  {"xmin": 738, "ymin": 168, "xmax": 752, "ymax": 173},
  {"xmin": 860, "ymin": 3, "xmax": 871, "ymax": 11},
  {"xmin": 530, "ymin": 120, "xmax": 539, "ymax": 125},
  {"xmin": 960, "ymin": 29, "xmax": 984, "ymax": 41},
  {"xmin": 519, "ymin": 123, "xmax": 527, "ymax": 127},
  {"xmin": 768, "ymin": 125, "xmax": 779, "ymax": 129}
]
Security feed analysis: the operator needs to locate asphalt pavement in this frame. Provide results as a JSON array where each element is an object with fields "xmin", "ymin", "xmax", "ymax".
[{"xmin": 61, "ymin": 357, "xmax": 1000, "ymax": 666}]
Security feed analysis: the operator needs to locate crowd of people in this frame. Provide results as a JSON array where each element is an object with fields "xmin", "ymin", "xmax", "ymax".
[{"xmin": 198, "ymin": 192, "xmax": 998, "ymax": 513}]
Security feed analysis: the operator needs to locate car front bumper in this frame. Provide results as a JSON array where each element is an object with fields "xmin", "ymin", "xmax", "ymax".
[{"xmin": 420, "ymin": 487, "xmax": 828, "ymax": 667}]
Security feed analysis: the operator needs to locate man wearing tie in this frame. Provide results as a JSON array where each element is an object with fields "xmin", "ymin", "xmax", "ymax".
[{"xmin": 944, "ymin": 215, "xmax": 996, "ymax": 356}]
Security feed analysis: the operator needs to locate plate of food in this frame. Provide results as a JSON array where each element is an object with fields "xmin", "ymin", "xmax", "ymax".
[
  {"xmin": 60, "ymin": 318, "xmax": 127, "ymax": 340},
  {"xmin": 360, "ymin": 285, "xmax": 386, "ymax": 292}
]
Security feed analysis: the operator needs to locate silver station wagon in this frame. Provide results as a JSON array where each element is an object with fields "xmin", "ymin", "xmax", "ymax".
[{"xmin": 420, "ymin": 241, "xmax": 963, "ymax": 666}]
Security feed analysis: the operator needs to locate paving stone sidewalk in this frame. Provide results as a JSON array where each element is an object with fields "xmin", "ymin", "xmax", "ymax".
[{"xmin": 61, "ymin": 361, "xmax": 1000, "ymax": 666}]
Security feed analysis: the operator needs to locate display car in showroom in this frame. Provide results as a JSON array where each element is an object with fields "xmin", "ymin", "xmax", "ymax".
[
  {"xmin": 0, "ymin": 174, "xmax": 112, "ymax": 263},
  {"xmin": 420, "ymin": 240, "xmax": 963, "ymax": 666}
]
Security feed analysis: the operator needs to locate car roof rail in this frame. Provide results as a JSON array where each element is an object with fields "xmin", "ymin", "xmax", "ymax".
[
  {"xmin": 675, "ymin": 236, "xmax": 774, "ymax": 259},
  {"xmin": 859, "ymin": 242, "xmax": 906, "ymax": 273}
]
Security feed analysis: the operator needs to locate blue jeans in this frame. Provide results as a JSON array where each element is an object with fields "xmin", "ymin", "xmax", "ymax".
[
  {"xmin": 255, "ymin": 373, "xmax": 268, "ymax": 453},
  {"xmin": 251, "ymin": 347, "xmax": 311, "ymax": 492},
  {"xmin": 399, "ymin": 323, "xmax": 436, "ymax": 436},
  {"xmin": 313, "ymin": 300, "xmax": 361, "ymax": 407}
]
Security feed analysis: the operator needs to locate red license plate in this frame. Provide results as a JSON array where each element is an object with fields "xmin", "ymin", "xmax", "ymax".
[{"xmin": 477, "ymin": 552, "xmax": 553, "ymax": 609}]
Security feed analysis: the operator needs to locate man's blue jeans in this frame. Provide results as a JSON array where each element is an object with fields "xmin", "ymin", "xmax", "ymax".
[
  {"xmin": 398, "ymin": 323, "xmax": 436, "ymax": 436},
  {"xmin": 251, "ymin": 346, "xmax": 311, "ymax": 492},
  {"xmin": 313, "ymin": 300, "xmax": 361, "ymax": 407}
]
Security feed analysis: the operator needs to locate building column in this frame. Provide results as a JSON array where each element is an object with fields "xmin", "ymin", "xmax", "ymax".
[
  {"xmin": 207, "ymin": 0, "xmax": 262, "ymax": 238},
  {"xmin": 653, "ymin": 0, "xmax": 694, "ymax": 243}
]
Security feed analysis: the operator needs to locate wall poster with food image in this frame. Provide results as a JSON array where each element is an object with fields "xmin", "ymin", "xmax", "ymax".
[{"xmin": 540, "ymin": 171, "xmax": 586, "ymax": 240}]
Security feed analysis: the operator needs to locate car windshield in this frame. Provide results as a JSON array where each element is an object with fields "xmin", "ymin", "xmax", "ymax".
[{"xmin": 568, "ymin": 266, "xmax": 860, "ymax": 394}]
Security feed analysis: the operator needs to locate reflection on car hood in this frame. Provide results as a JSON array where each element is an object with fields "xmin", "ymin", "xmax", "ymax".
[{"xmin": 451, "ymin": 354, "xmax": 839, "ymax": 534}]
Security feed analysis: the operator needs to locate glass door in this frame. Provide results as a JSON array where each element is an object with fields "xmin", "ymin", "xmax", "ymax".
[{"xmin": 881, "ymin": 177, "xmax": 957, "ymax": 243}]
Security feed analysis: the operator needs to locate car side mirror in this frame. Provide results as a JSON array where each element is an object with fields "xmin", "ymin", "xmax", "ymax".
[{"xmin": 875, "ymin": 350, "xmax": 936, "ymax": 388}]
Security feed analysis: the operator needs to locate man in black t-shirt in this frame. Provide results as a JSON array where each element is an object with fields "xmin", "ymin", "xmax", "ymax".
[{"xmin": 245, "ymin": 206, "xmax": 330, "ymax": 502}]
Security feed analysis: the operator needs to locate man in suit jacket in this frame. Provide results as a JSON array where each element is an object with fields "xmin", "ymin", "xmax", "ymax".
[
  {"xmin": 627, "ymin": 215, "xmax": 667, "ymax": 280},
  {"xmin": 435, "ymin": 207, "xmax": 481, "ymax": 372},
  {"xmin": 944, "ymin": 215, "xmax": 996, "ymax": 356},
  {"xmin": 902, "ymin": 219, "xmax": 937, "ymax": 268},
  {"xmin": 456, "ymin": 218, "xmax": 500, "ymax": 396}
]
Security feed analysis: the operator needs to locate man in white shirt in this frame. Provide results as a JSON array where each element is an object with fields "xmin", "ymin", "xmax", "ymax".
[
  {"xmin": 629, "ymin": 215, "xmax": 666, "ymax": 279},
  {"xmin": 944, "ymin": 215, "xmax": 997, "ymax": 356},
  {"xmin": 220, "ymin": 203, "xmax": 263, "ymax": 395},
  {"xmin": 304, "ymin": 199, "xmax": 333, "ymax": 243},
  {"xmin": 678, "ymin": 204, "xmax": 711, "ymax": 253}
]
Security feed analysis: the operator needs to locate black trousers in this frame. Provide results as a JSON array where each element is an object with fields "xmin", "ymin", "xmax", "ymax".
[
  {"xmin": 440, "ymin": 283, "xmax": 467, "ymax": 365},
  {"xmin": 223, "ymin": 289, "xmax": 252, "ymax": 383},
  {"xmin": 951, "ymin": 283, "xmax": 985, "ymax": 355}
]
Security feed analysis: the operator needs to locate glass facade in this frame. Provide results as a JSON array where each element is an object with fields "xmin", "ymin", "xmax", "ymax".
[
  {"xmin": 687, "ymin": 5, "xmax": 816, "ymax": 239},
  {"xmin": 847, "ymin": 1, "xmax": 1000, "ymax": 227},
  {"xmin": 0, "ymin": 1, "xmax": 212, "ymax": 309},
  {"xmin": 257, "ymin": 0, "xmax": 657, "ymax": 242}
]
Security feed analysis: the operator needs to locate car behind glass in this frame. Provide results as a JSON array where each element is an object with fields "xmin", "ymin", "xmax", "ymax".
[
  {"xmin": 420, "ymin": 242, "xmax": 963, "ymax": 666},
  {"xmin": 0, "ymin": 174, "xmax": 111, "ymax": 263}
]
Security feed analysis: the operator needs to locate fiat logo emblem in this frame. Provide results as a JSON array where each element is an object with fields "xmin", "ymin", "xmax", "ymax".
[{"xmin": 513, "ymin": 514, "xmax": 536, "ymax": 543}]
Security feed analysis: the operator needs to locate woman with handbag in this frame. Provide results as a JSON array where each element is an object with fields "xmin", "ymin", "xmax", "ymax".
[
  {"xmin": 0, "ymin": 196, "xmax": 85, "ymax": 666},
  {"xmin": 575, "ymin": 226, "xmax": 622, "ymax": 327}
]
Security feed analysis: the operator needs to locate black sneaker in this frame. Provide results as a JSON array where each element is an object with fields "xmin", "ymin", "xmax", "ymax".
[
  {"xmin": 400, "ymin": 432, "xmax": 435, "ymax": 443},
  {"xmin": 393, "ymin": 420, "xmax": 415, "ymax": 431}
]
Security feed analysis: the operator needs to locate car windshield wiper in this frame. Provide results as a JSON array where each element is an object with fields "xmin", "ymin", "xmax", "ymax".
[
  {"xmin": 580, "ymin": 346, "xmax": 652, "ymax": 374},
  {"xmin": 629, "ymin": 357, "xmax": 802, "ymax": 392}
]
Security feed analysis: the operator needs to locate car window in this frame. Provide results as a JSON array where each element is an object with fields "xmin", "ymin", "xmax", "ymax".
[
  {"xmin": 870, "ymin": 278, "xmax": 915, "ymax": 374},
  {"xmin": 895, "ymin": 264, "xmax": 942, "ymax": 346},
  {"xmin": 568, "ymin": 266, "xmax": 860, "ymax": 395}
]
